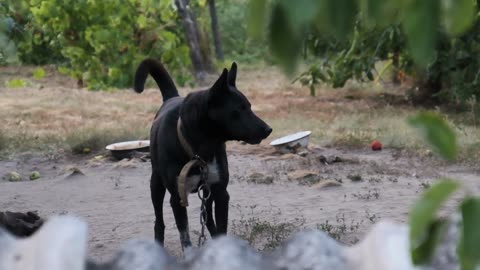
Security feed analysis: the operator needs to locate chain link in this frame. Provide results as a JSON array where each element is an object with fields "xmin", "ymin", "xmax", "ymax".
[{"xmin": 195, "ymin": 155, "xmax": 210, "ymax": 246}]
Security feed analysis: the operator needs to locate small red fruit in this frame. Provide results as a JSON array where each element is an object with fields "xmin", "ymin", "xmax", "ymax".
[{"xmin": 371, "ymin": 140, "xmax": 382, "ymax": 151}]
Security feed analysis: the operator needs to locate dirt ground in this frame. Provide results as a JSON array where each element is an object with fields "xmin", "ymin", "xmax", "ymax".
[
  {"xmin": 1, "ymin": 143, "xmax": 478, "ymax": 261},
  {"xmin": 0, "ymin": 65, "xmax": 479, "ymax": 262}
]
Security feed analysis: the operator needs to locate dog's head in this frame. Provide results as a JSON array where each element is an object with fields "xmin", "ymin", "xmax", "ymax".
[{"xmin": 207, "ymin": 63, "xmax": 272, "ymax": 144}]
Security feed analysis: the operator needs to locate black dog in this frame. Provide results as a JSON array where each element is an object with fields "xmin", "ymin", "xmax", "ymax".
[{"xmin": 134, "ymin": 59, "xmax": 272, "ymax": 249}]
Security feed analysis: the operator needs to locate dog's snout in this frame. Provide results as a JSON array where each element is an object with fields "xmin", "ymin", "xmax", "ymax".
[{"xmin": 263, "ymin": 126, "xmax": 272, "ymax": 137}]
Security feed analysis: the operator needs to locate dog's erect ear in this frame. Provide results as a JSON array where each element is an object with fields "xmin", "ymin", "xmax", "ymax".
[
  {"xmin": 210, "ymin": 68, "xmax": 229, "ymax": 97},
  {"xmin": 228, "ymin": 62, "xmax": 237, "ymax": 87}
]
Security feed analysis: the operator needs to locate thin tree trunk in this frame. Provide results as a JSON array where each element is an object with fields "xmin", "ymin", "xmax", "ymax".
[
  {"xmin": 189, "ymin": 1, "xmax": 214, "ymax": 72},
  {"xmin": 392, "ymin": 47, "xmax": 401, "ymax": 85},
  {"xmin": 174, "ymin": 0, "xmax": 208, "ymax": 81},
  {"xmin": 208, "ymin": 0, "xmax": 224, "ymax": 61},
  {"xmin": 410, "ymin": 35, "xmax": 450, "ymax": 105}
]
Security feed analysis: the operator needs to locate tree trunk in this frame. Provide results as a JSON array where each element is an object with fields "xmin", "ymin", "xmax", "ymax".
[
  {"xmin": 409, "ymin": 35, "xmax": 450, "ymax": 105},
  {"xmin": 174, "ymin": 0, "xmax": 208, "ymax": 81},
  {"xmin": 411, "ymin": 72, "xmax": 442, "ymax": 105},
  {"xmin": 208, "ymin": 0, "xmax": 224, "ymax": 61},
  {"xmin": 391, "ymin": 47, "xmax": 401, "ymax": 85}
]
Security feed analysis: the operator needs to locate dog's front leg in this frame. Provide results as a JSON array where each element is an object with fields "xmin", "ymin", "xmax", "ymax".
[
  {"xmin": 213, "ymin": 146, "xmax": 230, "ymax": 234},
  {"xmin": 205, "ymin": 196, "xmax": 218, "ymax": 236},
  {"xmin": 169, "ymin": 195, "xmax": 192, "ymax": 249},
  {"xmin": 213, "ymin": 187, "xmax": 230, "ymax": 234}
]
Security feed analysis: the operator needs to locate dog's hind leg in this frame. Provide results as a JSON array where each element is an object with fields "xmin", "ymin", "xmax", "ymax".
[
  {"xmin": 205, "ymin": 196, "xmax": 218, "ymax": 237},
  {"xmin": 150, "ymin": 171, "xmax": 166, "ymax": 245},
  {"xmin": 169, "ymin": 194, "xmax": 192, "ymax": 249}
]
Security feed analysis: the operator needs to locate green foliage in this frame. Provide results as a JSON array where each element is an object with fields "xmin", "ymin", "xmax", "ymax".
[
  {"xmin": 251, "ymin": 0, "xmax": 477, "ymax": 69},
  {"xmin": 408, "ymin": 111, "xmax": 480, "ymax": 269},
  {"xmin": 5, "ymin": 78, "xmax": 27, "ymax": 88},
  {"xmin": 29, "ymin": 0, "xmax": 191, "ymax": 89},
  {"xmin": 409, "ymin": 180, "xmax": 459, "ymax": 264},
  {"xmin": 430, "ymin": 23, "xmax": 480, "ymax": 102},
  {"xmin": 268, "ymin": 3, "xmax": 299, "ymax": 73},
  {"xmin": 297, "ymin": 23, "xmax": 410, "ymax": 91},
  {"xmin": 401, "ymin": 0, "xmax": 439, "ymax": 66},
  {"xmin": 409, "ymin": 180, "xmax": 480, "ymax": 269},
  {"xmin": 0, "ymin": 0, "xmax": 64, "ymax": 65},
  {"xmin": 252, "ymin": 0, "xmax": 480, "ymax": 103},
  {"xmin": 32, "ymin": 67, "xmax": 45, "ymax": 80},
  {"xmin": 459, "ymin": 198, "xmax": 480, "ymax": 270},
  {"xmin": 247, "ymin": 0, "xmax": 267, "ymax": 39},
  {"xmin": 408, "ymin": 112, "xmax": 457, "ymax": 160},
  {"xmin": 0, "ymin": 2, "xmax": 19, "ymax": 64},
  {"xmin": 1, "ymin": 0, "xmax": 191, "ymax": 89},
  {"xmin": 29, "ymin": 171, "xmax": 41, "ymax": 180},
  {"xmin": 218, "ymin": 0, "xmax": 269, "ymax": 64},
  {"xmin": 442, "ymin": 0, "xmax": 476, "ymax": 35}
]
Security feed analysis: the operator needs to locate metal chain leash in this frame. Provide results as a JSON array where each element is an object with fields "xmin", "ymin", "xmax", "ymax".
[{"xmin": 195, "ymin": 155, "xmax": 210, "ymax": 246}]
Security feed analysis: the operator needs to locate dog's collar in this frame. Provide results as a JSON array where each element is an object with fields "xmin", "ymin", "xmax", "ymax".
[{"xmin": 177, "ymin": 118, "xmax": 195, "ymax": 159}]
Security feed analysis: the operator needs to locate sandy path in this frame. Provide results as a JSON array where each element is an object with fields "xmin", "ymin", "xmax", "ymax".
[{"xmin": 0, "ymin": 144, "xmax": 478, "ymax": 261}]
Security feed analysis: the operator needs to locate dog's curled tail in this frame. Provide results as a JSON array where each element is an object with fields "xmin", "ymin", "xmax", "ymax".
[{"xmin": 134, "ymin": 58, "xmax": 179, "ymax": 101}]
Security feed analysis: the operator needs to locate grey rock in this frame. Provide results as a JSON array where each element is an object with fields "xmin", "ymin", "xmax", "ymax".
[
  {"xmin": 272, "ymin": 230, "xmax": 348, "ymax": 270},
  {"xmin": 0, "ymin": 215, "xmax": 87, "ymax": 270},
  {"xmin": 346, "ymin": 221, "xmax": 419, "ymax": 270},
  {"xmin": 0, "ymin": 214, "xmax": 463, "ymax": 270},
  {"xmin": 93, "ymin": 239, "xmax": 179, "ymax": 270},
  {"xmin": 0, "ymin": 227, "xmax": 17, "ymax": 270},
  {"xmin": 184, "ymin": 236, "xmax": 269, "ymax": 270}
]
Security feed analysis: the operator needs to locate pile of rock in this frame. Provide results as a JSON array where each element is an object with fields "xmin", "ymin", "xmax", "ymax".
[{"xmin": 0, "ymin": 215, "xmax": 458, "ymax": 270}]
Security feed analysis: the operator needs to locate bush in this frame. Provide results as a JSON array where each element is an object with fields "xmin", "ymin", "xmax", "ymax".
[
  {"xmin": 217, "ymin": 0, "xmax": 269, "ymax": 63},
  {"xmin": 256, "ymin": 0, "xmax": 480, "ymax": 104},
  {"xmin": 0, "ymin": 0, "xmax": 64, "ymax": 65},
  {"xmin": 2, "ymin": 0, "xmax": 192, "ymax": 89}
]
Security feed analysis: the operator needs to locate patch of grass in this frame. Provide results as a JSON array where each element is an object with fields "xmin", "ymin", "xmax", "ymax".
[
  {"xmin": 266, "ymin": 102, "xmax": 480, "ymax": 163},
  {"xmin": 347, "ymin": 174, "xmax": 363, "ymax": 182},
  {"xmin": 367, "ymin": 161, "xmax": 402, "ymax": 175},
  {"xmin": 231, "ymin": 205, "xmax": 306, "ymax": 251},
  {"xmin": 365, "ymin": 210, "xmax": 380, "ymax": 223},
  {"xmin": 0, "ymin": 124, "xmax": 148, "ymax": 155},
  {"xmin": 266, "ymin": 108, "xmax": 427, "ymax": 151},
  {"xmin": 5, "ymin": 78, "xmax": 28, "ymax": 88},
  {"xmin": 324, "ymin": 109, "xmax": 424, "ymax": 149},
  {"xmin": 65, "ymin": 127, "xmax": 148, "ymax": 154},
  {"xmin": 0, "ymin": 129, "xmax": 6, "ymax": 152},
  {"xmin": 1, "ymin": 66, "xmax": 479, "ymax": 163},
  {"xmin": 368, "ymin": 177, "xmax": 382, "ymax": 183},
  {"xmin": 458, "ymin": 137, "xmax": 480, "ymax": 163},
  {"xmin": 32, "ymin": 68, "xmax": 46, "ymax": 80},
  {"xmin": 0, "ymin": 87, "xmax": 153, "ymax": 155},
  {"xmin": 388, "ymin": 177, "xmax": 399, "ymax": 183},
  {"xmin": 352, "ymin": 189, "xmax": 381, "ymax": 200},
  {"xmin": 317, "ymin": 213, "xmax": 362, "ymax": 243},
  {"xmin": 0, "ymin": 131, "xmax": 64, "ymax": 155},
  {"xmin": 419, "ymin": 181, "xmax": 431, "ymax": 189}
]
